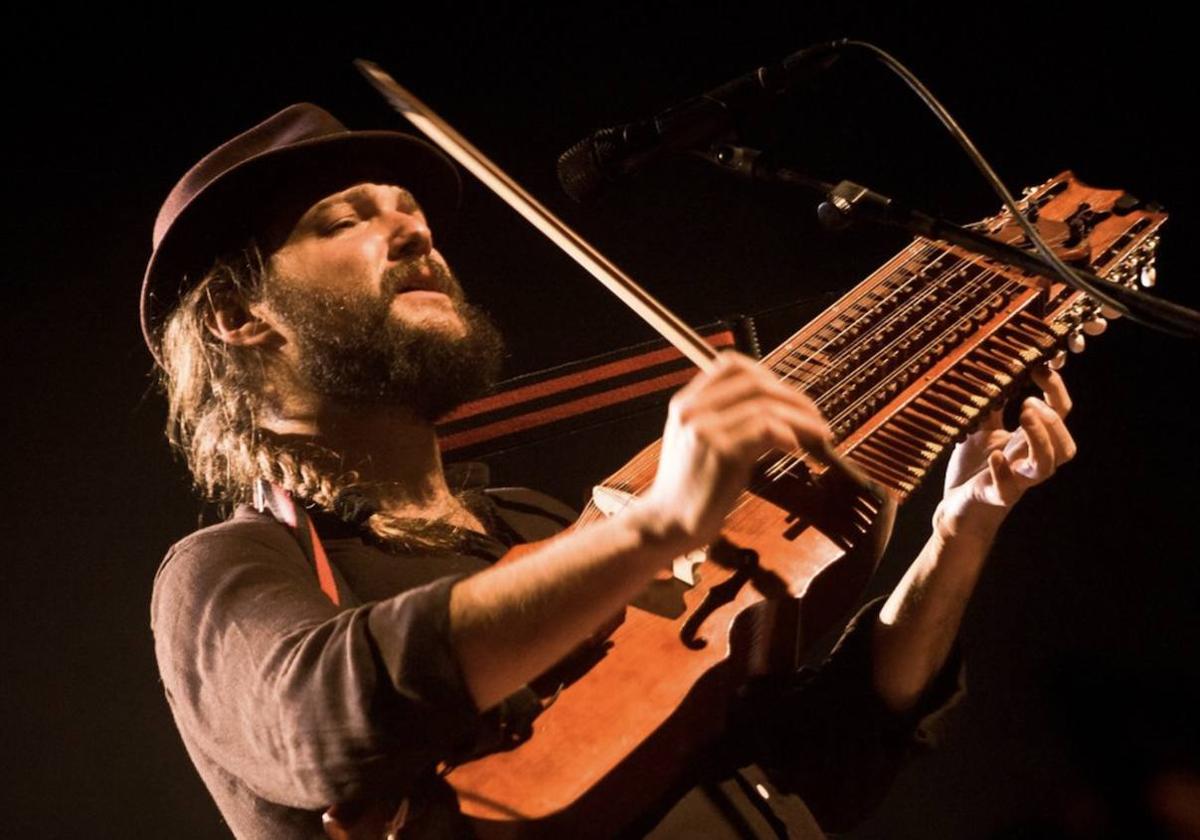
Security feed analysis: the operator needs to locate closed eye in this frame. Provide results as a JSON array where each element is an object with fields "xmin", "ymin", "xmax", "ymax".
[{"xmin": 324, "ymin": 217, "xmax": 359, "ymax": 234}]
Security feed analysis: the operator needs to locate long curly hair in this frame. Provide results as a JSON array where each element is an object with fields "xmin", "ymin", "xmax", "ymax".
[{"xmin": 158, "ymin": 249, "xmax": 481, "ymax": 550}]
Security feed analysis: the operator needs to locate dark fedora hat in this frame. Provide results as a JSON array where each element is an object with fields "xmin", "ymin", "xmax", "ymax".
[{"xmin": 141, "ymin": 102, "xmax": 462, "ymax": 362}]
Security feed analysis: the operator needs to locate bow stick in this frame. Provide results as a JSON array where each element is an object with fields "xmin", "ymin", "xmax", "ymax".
[{"xmin": 355, "ymin": 59, "xmax": 717, "ymax": 372}]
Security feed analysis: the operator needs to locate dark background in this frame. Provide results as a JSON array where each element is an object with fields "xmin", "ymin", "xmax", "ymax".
[{"xmin": 7, "ymin": 5, "xmax": 1198, "ymax": 837}]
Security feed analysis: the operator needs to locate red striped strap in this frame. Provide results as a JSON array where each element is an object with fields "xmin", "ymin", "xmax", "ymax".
[{"xmin": 435, "ymin": 327, "xmax": 738, "ymax": 457}]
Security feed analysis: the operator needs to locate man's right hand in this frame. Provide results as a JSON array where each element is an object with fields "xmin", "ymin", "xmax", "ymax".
[
  {"xmin": 637, "ymin": 353, "xmax": 832, "ymax": 551},
  {"xmin": 452, "ymin": 353, "xmax": 831, "ymax": 711}
]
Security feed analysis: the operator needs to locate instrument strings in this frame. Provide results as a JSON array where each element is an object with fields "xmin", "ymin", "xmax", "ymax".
[
  {"xmin": 584, "ymin": 203, "xmax": 1037, "ymax": 531},
  {"xmin": 586, "ymin": 237, "xmax": 1005, "ymax": 529},
  {"xmin": 595, "ymin": 241, "xmax": 975, "ymax": 492},
  {"xmin": 747, "ymin": 214, "xmax": 1020, "ymax": 467},
  {"xmin": 729, "ymin": 250, "xmax": 1024, "ymax": 523},
  {"xmin": 767, "ymin": 252, "xmax": 1021, "ymax": 468},
  {"xmin": 772, "ymin": 245, "xmax": 968, "ymax": 393},
  {"xmin": 763, "ymin": 271, "xmax": 1026, "ymax": 486}
]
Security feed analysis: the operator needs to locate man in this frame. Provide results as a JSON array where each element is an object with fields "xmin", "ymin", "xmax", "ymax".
[{"xmin": 147, "ymin": 104, "xmax": 1076, "ymax": 838}]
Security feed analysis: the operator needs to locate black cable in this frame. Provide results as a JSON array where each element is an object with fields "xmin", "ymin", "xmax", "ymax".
[{"xmin": 836, "ymin": 39, "xmax": 1200, "ymax": 339}]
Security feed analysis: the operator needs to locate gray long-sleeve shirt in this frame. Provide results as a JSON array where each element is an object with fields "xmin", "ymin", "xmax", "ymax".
[{"xmin": 151, "ymin": 486, "xmax": 961, "ymax": 838}]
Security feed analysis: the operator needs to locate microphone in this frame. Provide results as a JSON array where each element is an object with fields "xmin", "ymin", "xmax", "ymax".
[{"xmin": 557, "ymin": 41, "xmax": 844, "ymax": 203}]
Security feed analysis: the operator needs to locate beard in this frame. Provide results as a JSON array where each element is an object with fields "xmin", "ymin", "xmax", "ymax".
[{"xmin": 263, "ymin": 258, "xmax": 505, "ymax": 422}]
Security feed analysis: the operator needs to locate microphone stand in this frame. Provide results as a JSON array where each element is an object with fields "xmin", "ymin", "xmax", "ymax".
[{"xmin": 694, "ymin": 145, "xmax": 1200, "ymax": 339}]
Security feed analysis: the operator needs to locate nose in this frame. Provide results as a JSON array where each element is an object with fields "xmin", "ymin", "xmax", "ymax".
[{"xmin": 385, "ymin": 209, "xmax": 433, "ymax": 261}]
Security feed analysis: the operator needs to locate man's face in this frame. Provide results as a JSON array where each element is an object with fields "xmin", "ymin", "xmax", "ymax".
[{"xmin": 256, "ymin": 182, "xmax": 504, "ymax": 420}]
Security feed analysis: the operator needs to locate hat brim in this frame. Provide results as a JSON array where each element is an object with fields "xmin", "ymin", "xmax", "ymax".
[{"xmin": 141, "ymin": 129, "xmax": 462, "ymax": 362}]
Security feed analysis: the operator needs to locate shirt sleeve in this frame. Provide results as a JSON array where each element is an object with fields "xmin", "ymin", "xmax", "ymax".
[
  {"xmin": 150, "ymin": 519, "xmax": 486, "ymax": 810},
  {"xmin": 730, "ymin": 595, "xmax": 966, "ymax": 832}
]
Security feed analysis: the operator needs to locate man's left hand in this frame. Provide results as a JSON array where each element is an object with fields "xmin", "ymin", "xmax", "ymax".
[{"xmin": 937, "ymin": 365, "xmax": 1077, "ymax": 536}]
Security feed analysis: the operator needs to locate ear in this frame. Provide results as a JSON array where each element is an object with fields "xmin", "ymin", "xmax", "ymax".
[{"xmin": 205, "ymin": 295, "xmax": 280, "ymax": 348}]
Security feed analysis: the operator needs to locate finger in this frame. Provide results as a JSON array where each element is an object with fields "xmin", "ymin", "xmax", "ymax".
[
  {"xmin": 675, "ymin": 373, "xmax": 772, "ymax": 422},
  {"xmin": 1015, "ymin": 404, "xmax": 1055, "ymax": 480},
  {"xmin": 671, "ymin": 352, "xmax": 755, "ymax": 405},
  {"xmin": 692, "ymin": 405, "xmax": 803, "ymax": 465},
  {"xmin": 1030, "ymin": 364, "xmax": 1073, "ymax": 418},
  {"xmin": 668, "ymin": 359, "xmax": 748, "ymax": 424},
  {"xmin": 732, "ymin": 356, "xmax": 824, "ymax": 416},
  {"xmin": 709, "ymin": 399, "xmax": 831, "ymax": 454},
  {"xmin": 1025, "ymin": 396, "xmax": 1076, "ymax": 464},
  {"xmin": 764, "ymin": 375, "xmax": 823, "ymax": 418},
  {"xmin": 691, "ymin": 367, "xmax": 823, "ymax": 421},
  {"xmin": 1054, "ymin": 421, "xmax": 1078, "ymax": 464},
  {"xmin": 765, "ymin": 400, "xmax": 834, "ymax": 453},
  {"xmin": 675, "ymin": 355, "xmax": 822, "ymax": 421}
]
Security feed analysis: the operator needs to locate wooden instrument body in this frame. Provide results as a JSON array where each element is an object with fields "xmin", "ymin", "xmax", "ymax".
[
  {"xmin": 324, "ymin": 173, "xmax": 1166, "ymax": 839},
  {"xmin": 451, "ymin": 461, "xmax": 892, "ymax": 838}
]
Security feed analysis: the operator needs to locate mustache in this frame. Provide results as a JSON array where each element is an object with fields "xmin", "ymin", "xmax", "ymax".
[{"xmin": 384, "ymin": 257, "xmax": 463, "ymax": 300}]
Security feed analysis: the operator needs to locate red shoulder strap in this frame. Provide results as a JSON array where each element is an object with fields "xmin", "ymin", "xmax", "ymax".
[{"xmin": 254, "ymin": 479, "xmax": 341, "ymax": 607}]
